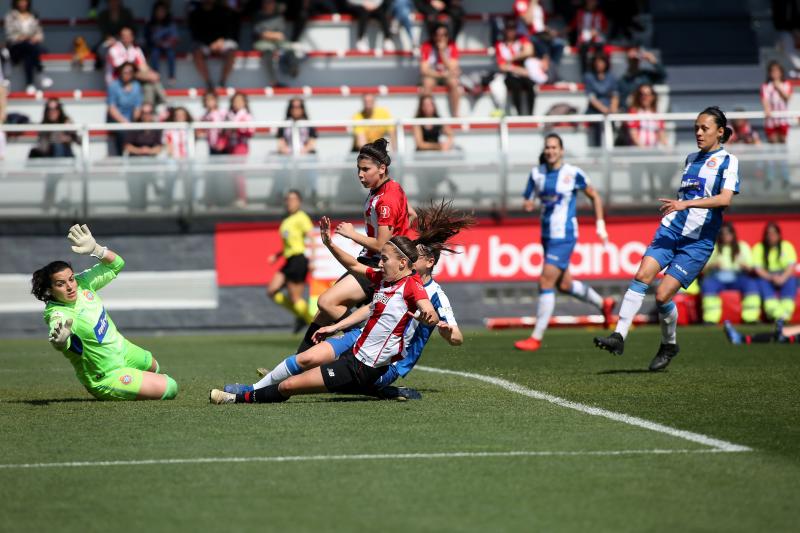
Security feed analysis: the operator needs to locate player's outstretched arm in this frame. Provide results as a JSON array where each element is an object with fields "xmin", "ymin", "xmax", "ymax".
[
  {"xmin": 67, "ymin": 224, "xmax": 117, "ymax": 264},
  {"xmin": 415, "ymin": 299, "xmax": 439, "ymax": 327},
  {"xmin": 48, "ymin": 318, "xmax": 73, "ymax": 351},
  {"xmin": 319, "ymin": 216, "xmax": 368, "ymax": 277},
  {"xmin": 312, "ymin": 304, "xmax": 371, "ymax": 343}
]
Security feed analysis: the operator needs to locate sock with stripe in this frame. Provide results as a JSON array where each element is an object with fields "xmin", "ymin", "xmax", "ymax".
[
  {"xmin": 253, "ymin": 354, "xmax": 302, "ymax": 388},
  {"xmin": 615, "ymin": 280, "xmax": 648, "ymax": 339},
  {"xmin": 240, "ymin": 384, "xmax": 288, "ymax": 403},
  {"xmin": 569, "ymin": 280, "xmax": 604, "ymax": 309},
  {"xmin": 532, "ymin": 289, "xmax": 555, "ymax": 341},
  {"xmin": 658, "ymin": 301, "xmax": 678, "ymax": 344}
]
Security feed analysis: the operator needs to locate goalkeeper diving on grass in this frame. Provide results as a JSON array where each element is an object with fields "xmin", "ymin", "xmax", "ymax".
[{"xmin": 31, "ymin": 224, "xmax": 179, "ymax": 401}]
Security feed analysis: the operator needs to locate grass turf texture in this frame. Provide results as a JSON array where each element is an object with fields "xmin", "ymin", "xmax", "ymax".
[{"xmin": 1, "ymin": 326, "xmax": 799, "ymax": 532}]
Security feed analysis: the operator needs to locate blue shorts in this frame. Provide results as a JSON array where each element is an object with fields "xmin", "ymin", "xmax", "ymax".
[
  {"xmin": 644, "ymin": 225, "xmax": 714, "ymax": 289},
  {"xmin": 542, "ymin": 238, "xmax": 576, "ymax": 271},
  {"xmin": 757, "ymin": 275, "xmax": 797, "ymax": 300},
  {"xmin": 325, "ymin": 328, "xmax": 362, "ymax": 358}
]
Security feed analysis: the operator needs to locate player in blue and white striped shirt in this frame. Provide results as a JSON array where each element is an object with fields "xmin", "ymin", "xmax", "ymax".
[
  {"xmin": 515, "ymin": 133, "xmax": 614, "ymax": 352},
  {"xmin": 594, "ymin": 106, "xmax": 740, "ymax": 370}
]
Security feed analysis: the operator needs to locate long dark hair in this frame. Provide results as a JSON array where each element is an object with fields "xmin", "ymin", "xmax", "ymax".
[
  {"xmin": 766, "ymin": 60, "xmax": 786, "ymax": 83},
  {"xmin": 358, "ymin": 137, "xmax": 392, "ymax": 171},
  {"xmin": 285, "ymin": 97, "xmax": 309, "ymax": 120},
  {"xmin": 761, "ymin": 221, "xmax": 783, "ymax": 267},
  {"xmin": 413, "ymin": 199, "xmax": 476, "ymax": 265},
  {"xmin": 31, "ymin": 261, "xmax": 72, "ymax": 302},
  {"xmin": 149, "ymin": 0, "xmax": 173, "ymax": 25},
  {"xmin": 717, "ymin": 222, "xmax": 740, "ymax": 260},
  {"xmin": 699, "ymin": 106, "xmax": 733, "ymax": 144},
  {"xmin": 415, "ymin": 94, "xmax": 439, "ymax": 119},
  {"xmin": 539, "ymin": 132, "xmax": 564, "ymax": 165},
  {"xmin": 630, "ymin": 83, "xmax": 658, "ymax": 112},
  {"xmin": 41, "ymin": 98, "xmax": 69, "ymax": 124}
]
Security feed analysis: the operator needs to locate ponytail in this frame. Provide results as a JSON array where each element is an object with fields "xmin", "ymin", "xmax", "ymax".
[{"xmin": 413, "ymin": 199, "xmax": 476, "ymax": 265}]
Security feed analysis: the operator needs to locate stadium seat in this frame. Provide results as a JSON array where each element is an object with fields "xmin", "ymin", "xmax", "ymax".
[
  {"xmin": 718, "ymin": 290, "xmax": 743, "ymax": 325},
  {"xmin": 672, "ymin": 293, "xmax": 700, "ymax": 325}
]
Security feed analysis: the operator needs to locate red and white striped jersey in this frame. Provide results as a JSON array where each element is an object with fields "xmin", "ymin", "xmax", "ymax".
[
  {"xmin": 164, "ymin": 129, "xmax": 188, "ymax": 159},
  {"xmin": 761, "ymin": 81, "xmax": 791, "ymax": 129},
  {"xmin": 361, "ymin": 179, "xmax": 411, "ymax": 259},
  {"xmin": 105, "ymin": 42, "xmax": 147, "ymax": 85},
  {"xmin": 354, "ymin": 268, "xmax": 429, "ymax": 367},
  {"xmin": 495, "ymin": 36, "xmax": 531, "ymax": 69},
  {"xmin": 626, "ymin": 108, "xmax": 664, "ymax": 147},
  {"xmin": 420, "ymin": 41, "xmax": 459, "ymax": 73}
]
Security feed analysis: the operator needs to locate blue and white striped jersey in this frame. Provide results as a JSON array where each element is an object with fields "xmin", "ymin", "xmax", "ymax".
[
  {"xmin": 523, "ymin": 163, "xmax": 590, "ymax": 240},
  {"xmin": 394, "ymin": 278, "xmax": 456, "ymax": 377},
  {"xmin": 661, "ymin": 148, "xmax": 740, "ymax": 241}
]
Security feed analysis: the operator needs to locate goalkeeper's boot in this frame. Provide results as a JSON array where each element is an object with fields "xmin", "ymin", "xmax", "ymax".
[
  {"xmin": 209, "ymin": 388, "xmax": 237, "ymax": 404},
  {"xmin": 648, "ymin": 343, "xmax": 680, "ymax": 371},
  {"xmin": 514, "ymin": 337, "xmax": 541, "ymax": 351},
  {"xmin": 256, "ymin": 367, "xmax": 270, "ymax": 378},
  {"xmin": 602, "ymin": 297, "xmax": 616, "ymax": 329},
  {"xmin": 723, "ymin": 320, "xmax": 743, "ymax": 345},
  {"xmin": 593, "ymin": 332, "xmax": 624, "ymax": 355},
  {"xmin": 224, "ymin": 383, "xmax": 253, "ymax": 395},
  {"xmin": 377, "ymin": 386, "xmax": 422, "ymax": 401}
]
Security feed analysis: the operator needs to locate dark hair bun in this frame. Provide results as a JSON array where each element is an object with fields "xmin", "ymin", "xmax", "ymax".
[{"xmin": 358, "ymin": 138, "xmax": 391, "ymax": 167}]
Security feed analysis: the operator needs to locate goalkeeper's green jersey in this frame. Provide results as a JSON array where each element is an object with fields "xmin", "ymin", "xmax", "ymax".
[{"xmin": 43, "ymin": 256, "xmax": 128, "ymax": 389}]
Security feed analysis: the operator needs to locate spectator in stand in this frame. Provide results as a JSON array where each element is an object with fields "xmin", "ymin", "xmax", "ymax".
[
  {"xmin": 145, "ymin": 1, "xmax": 179, "ymax": 86},
  {"xmin": 347, "ymin": 0, "xmax": 394, "ymax": 52},
  {"xmin": 200, "ymin": 91, "xmax": 228, "ymax": 155},
  {"xmin": 5, "ymin": 0, "xmax": 52, "ymax": 94},
  {"xmin": 0, "ymin": 66, "xmax": 6, "ymax": 160},
  {"xmin": 495, "ymin": 18, "xmax": 548, "ymax": 117},
  {"xmin": 123, "ymin": 102, "xmax": 165, "ymax": 210},
  {"xmin": 30, "ymin": 98, "xmax": 76, "ymax": 159},
  {"xmin": 413, "ymin": 94, "xmax": 457, "ymax": 200},
  {"xmin": 123, "ymin": 102, "xmax": 163, "ymax": 157},
  {"xmin": 95, "ymin": 0, "xmax": 136, "ymax": 70},
  {"xmin": 772, "ymin": 0, "xmax": 800, "ymax": 76},
  {"xmin": 30, "ymin": 98, "xmax": 78, "ymax": 210},
  {"xmin": 514, "ymin": 0, "xmax": 565, "ymax": 82},
  {"xmin": 604, "ymin": 0, "xmax": 642, "ymax": 45},
  {"xmin": 220, "ymin": 92, "xmax": 254, "ymax": 207},
  {"xmin": 106, "ymin": 62, "xmax": 143, "ymax": 155},
  {"xmin": 752, "ymin": 221, "xmax": 798, "ymax": 322},
  {"xmin": 253, "ymin": 0, "xmax": 297, "ymax": 86},
  {"xmin": 277, "ymin": 98, "xmax": 317, "ymax": 155},
  {"xmin": 414, "ymin": 0, "xmax": 464, "ymax": 40},
  {"xmin": 729, "ymin": 113, "xmax": 762, "ymax": 145},
  {"xmin": 584, "ymin": 52, "xmax": 619, "ymax": 147},
  {"xmin": 617, "ymin": 46, "xmax": 666, "ymax": 110},
  {"xmin": 189, "ymin": 0, "xmax": 240, "ymax": 92},
  {"xmin": 274, "ymin": 0, "xmax": 339, "ymax": 43},
  {"xmin": 569, "ymin": 0, "xmax": 608, "ymax": 74},
  {"xmin": 275, "ymin": 98, "xmax": 318, "ymax": 204},
  {"xmin": 164, "ymin": 106, "xmax": 193, "ymax": 160},
  {"xmin": 762, "ymin": 61, "xmax": 792, "ymax": 144},
  {"xmin": 352, "ymin": 93, "xmax": 395, "ymax": 150},
  {"xmin": 701, "ymin": 222, "xmax": 760, "ymax": 324},
  {"xmin": 420, "ymin": 23, "xmax": 461, "ymax": 117},
  {"xmin": 624, "ymin": 84, "xmax": 666, "ymax": 147},
  {"xmin": 107, "ymin": 26, "xmax": 166, "ymax": 106},
  {"xmin": 414, "ymin": 94, "xmax": 454, "ymax": 151},
  {"xmin": 392, "ymin": 0, "xmax": 417, "ymax": 50}
]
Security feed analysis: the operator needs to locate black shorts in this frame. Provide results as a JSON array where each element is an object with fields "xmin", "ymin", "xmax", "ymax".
[
  {"xmin": 281, "ymin": 254, "xmax": 309, "ymax": 283},
  {"xmin": 320, "ymin": 350, "xmax": 388, "ymax": 395}
]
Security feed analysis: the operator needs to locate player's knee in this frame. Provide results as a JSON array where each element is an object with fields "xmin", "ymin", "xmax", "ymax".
[
  {"xmin": 160, "ymin": 375, "xmax": 178, "ymax": 400},
  {"xmin": 557, "ymin": 279, "xmax": 572, "ymax": 293},
  {"xmin": 317, "ymin": 293, "xmax": 341, "ymax": 318},
  {"xmin": 295, "ymin": 351, "xmax": 315, "ymax": 369},
  {"xmin": 149, "ymin": 357, "xmax": 160, "ymax": 373}
]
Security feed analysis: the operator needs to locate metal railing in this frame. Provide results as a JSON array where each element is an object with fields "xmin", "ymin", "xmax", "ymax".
[{"xmin": 1, "ymin": 110, "xmax": 797, "ymax": 218}]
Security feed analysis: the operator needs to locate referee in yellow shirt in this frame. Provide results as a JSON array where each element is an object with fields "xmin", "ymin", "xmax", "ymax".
[{"xmin": 268, "ymin": 190, "xmax": 313, "ymax": 331}]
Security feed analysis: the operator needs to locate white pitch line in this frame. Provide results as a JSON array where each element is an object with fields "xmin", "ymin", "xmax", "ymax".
[
  {"xmin": 0, "ymin": 448, "xmax": 746, "ymax": 470},
  {"xmin": 417, "ymin": 366, "xmax": 752, "ymax": 453}
]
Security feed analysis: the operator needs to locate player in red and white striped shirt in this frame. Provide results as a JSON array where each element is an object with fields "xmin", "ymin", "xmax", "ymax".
[
  {"xmin": 295, "ymin": 138, "xmax": 414, "ymax": 354},
  {"xmin": 761, "ymin": 61, "xmax": 792, "ymax": 143},
  {"xmin": 210, "ymin": 224, "xmax": 438, "ymax": 404},
  {"xmin": 625, "ymin": 84, "xmax": 667, "ymax": 148}
]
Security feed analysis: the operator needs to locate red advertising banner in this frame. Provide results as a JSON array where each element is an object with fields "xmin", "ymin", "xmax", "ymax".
[{"xmin": 215, "ymin": 214, "xmax": 800, "ymax": 286}]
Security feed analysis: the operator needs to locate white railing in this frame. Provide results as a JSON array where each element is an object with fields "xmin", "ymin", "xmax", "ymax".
[{"xmin": 1, "ymin": 110, "xmax": 797, "ymax": 218}]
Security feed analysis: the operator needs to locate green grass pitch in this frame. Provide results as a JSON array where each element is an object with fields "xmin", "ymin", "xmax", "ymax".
[{"xmin": 1, "ymin": 326, "xmax": 799, "ymax": 532}]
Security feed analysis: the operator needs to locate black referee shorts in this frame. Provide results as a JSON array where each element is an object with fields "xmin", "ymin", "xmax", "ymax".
[
  {"xmin": 320, "ymin": 349, "xmax": 388, "ymax": 395},
  {"xmin": 280, "ymin": 254, "xmax": 309, "ymax": 283}
]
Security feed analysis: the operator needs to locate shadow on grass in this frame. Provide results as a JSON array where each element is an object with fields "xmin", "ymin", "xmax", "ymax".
[
  {"xmin": 9, "ymin": 398, "xmax": 96, "ymax": 406},
  {"xmin": 596, "ymin": 369, "xmax": 654, "ymax": 375}
]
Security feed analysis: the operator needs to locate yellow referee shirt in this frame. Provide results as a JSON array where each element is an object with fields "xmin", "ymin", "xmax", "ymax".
[{"xmin": 280, "ymin": 210, "xmax": 313, "ymax": 258}]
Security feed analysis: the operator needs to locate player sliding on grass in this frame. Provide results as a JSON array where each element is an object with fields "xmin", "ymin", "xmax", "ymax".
[
  {"xmin": 594, "ymin": 106, "xmax": 740, "ymax": 371},
  {"xmin": 514, "ymin": 132, "xmax": 614, "ymax": 352},
  {"xmin": 219, "ymin": 201, "xmax": 474, "ymax": 401},
  {"xmin": 31, "ymin": 224, "xmax": 178, "ymax": 400},
  {"xmin": 294, "ymin": 138, "xmax": 415, "ymax": 354},
  {"xmin": 724, "ymin": 319, "xmax": 800, "ymax": 345}
]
